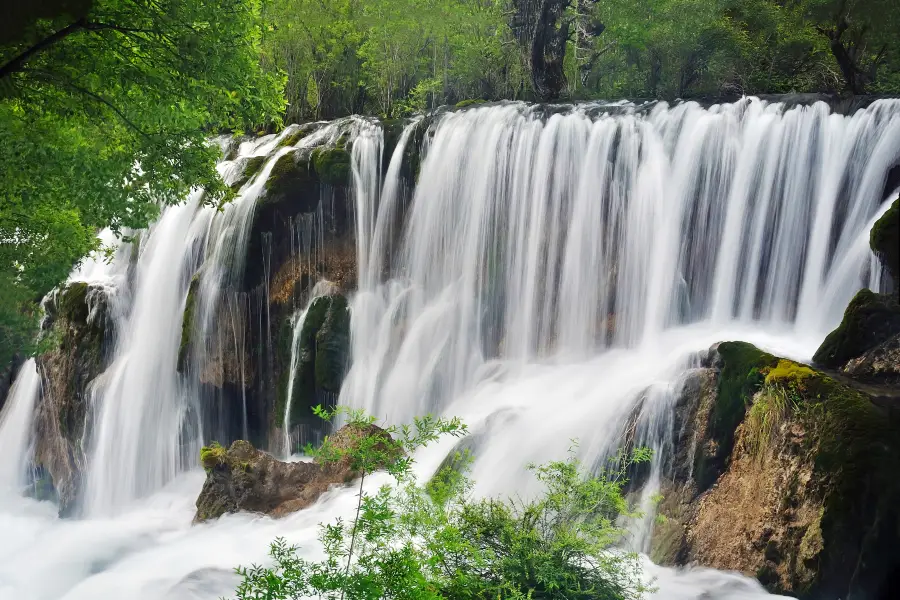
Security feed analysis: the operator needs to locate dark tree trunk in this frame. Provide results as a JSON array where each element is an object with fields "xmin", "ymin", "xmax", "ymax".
[{"xmin": 511, "ymin": 0, "xmax": 573, "ymax": 102}]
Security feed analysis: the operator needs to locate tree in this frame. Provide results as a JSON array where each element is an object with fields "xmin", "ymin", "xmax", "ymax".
[{"xmin": 0, "ymin": 0, "xmax": 285, "ymax": 364}]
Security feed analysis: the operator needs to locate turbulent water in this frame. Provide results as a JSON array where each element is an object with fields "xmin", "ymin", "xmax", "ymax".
[{"xmin": 2, "ymin": 97, "xmax": 900, "ymax": 599}]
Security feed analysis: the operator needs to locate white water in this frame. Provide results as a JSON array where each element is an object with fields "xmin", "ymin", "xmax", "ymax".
[
  {"xmin": 1, "ymin": 98, "xmax": 899, "ymax": 599},
  {"xmin": 0, "ymin": 360, "xmax": 40, "ymax": 493}
]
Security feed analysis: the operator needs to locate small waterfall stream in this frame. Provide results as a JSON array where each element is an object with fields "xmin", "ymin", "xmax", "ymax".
[
  {"xmin": 0, "ymin": 359, "xmax": 40, "ymax": 493},
  {"xmin": 0, "ymin": 97, "xmax": 898, "ymax": 599}
]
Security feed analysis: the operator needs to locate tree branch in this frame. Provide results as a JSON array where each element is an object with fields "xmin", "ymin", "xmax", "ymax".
[{"xmin": 0, "ymin": 19, "xmax": 88, "ymax": 80}]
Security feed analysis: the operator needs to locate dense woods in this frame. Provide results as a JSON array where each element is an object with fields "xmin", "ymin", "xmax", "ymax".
[
  {"xmin": 261, "ymin": 0, "xmax": 900, "ymax": 117},
  {"xmin": 2, "ymin": 0, "xmax": 899, "ymax": 362}
]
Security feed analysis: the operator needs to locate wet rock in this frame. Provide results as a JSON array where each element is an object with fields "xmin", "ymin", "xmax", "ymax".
[
  {"xmin": 276, "ymin": 293, "xmax": 350, "ymax": 432},
  {"xmin": 34, "ymin": 281, "xmax": 111, "ymax": 513},
  {"xmin": 871, "ymin": 197, "xmax": 899, "ymax": 285},
  {"xmin": 194, "ymin": 423, "xmax": 393, "ymax": 522},
  {"xmin": 651, "ymin": 343, "xmax": 900, "ymax": 600},
  {"xmin": 842, "ymin": 332, "xmax": 900, "ymax": 385},
  {"xmin": 812, "ymin": 289, "xmax": 900, "ymax": 369}
]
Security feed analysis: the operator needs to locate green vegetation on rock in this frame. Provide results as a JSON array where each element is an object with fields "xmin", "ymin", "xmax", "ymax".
[
  {"xmin": 812, "ymin": 289, "xmax": 900, "ymax": 369},
  {"xmin": 230, "ymin": 156, "xmax": 267, "ymax": 192},
  {"xmin": 178, "ymin": 273, "xmax": 201, "ymax": 373},
  {"xmin": 696, "ymin": 341, "xmax": 777, "ymax": 490},
  {"xmin": 262, "ymin": 150, "xmax": 318, "ymax": 210},
  {"xmin": 200, "ymin": 441, "xmax": 228, "ymax": 470},
  {"xmin": 870, "ymin": 198, "xmax": 899, "ymax": 283},
  {"xmin": 311, "ymin": 146, "xmax": 351, "ymax": 186}
]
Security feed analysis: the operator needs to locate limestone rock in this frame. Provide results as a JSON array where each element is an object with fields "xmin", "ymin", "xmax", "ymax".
[
  {"xmin": 194, "ymin": 423, "xmax": 392, "ymax": 522},
  {"xmin": 650, "ymin": 343, "xmax": 900, "ymax": 600}
]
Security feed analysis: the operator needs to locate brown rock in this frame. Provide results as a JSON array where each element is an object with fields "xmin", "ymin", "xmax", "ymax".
[{"xmin": 194, "ymin": 423, "xmax": 394, "ymax": 522}]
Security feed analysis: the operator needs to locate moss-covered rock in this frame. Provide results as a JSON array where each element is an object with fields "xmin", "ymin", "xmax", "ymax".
[
  {"xmin": 653, "ymin": 345, "xmax": 900, "ymax": 599},
  {"xmin": 230, "ymin": 155, "xmax": 266, "ymax": 192},
  {"xmin": 870, "ymin": 197, "xmax": 899, "ymax": 283},
  {"xmin": 280, "ymin": 294, "xmax": 351, "ymax": 429},
  {"xmin": 262, "ymin": 150, "xmax": 319, "ymax": 211},
  {"xmin": 693, "ymin": 341, "xmax": 777, "ymax": 491},
  {"xmin": 34, "ymin": 281, "xmax": 111, "ymax": 514},
  {"xmin": 312, "ymin": 146, "xmax": 351, "ymax": 186},
  {"xmin": 455, "ymin": 98, "xmax": 486, "ymax": 108},
  {"xmin": 812, "ymin": 289, "xmax": 900, "ymax": 369},
  {"xmin": 177, "ymin": 272, "xmax": 201, "ymax": 373},
  {"xmin": 194, "ymin": 425, "xmax": 393, "ymax": 522}
]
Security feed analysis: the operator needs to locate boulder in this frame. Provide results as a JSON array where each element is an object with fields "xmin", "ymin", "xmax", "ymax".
[
  {"xmin": 871, "ymin": 197, "xmax": 898, "ymax": 284},
  {"xmin": 33, "ymin": 281, "xmax": 111, "ymax": 513},
  {"xmin": 812, "ymin": 289, "xmax": 900, "ymax": 369},
  {"xmin": 841, "ymin": 332, "xmax": 900, "ymax": 386},
  {"xmin": 194, "ymin": 423, "xmax": 393, "ymax": 522},
  {"xmin": 650, "ymin": 343, "xmax": 900, "ymax": 600}
]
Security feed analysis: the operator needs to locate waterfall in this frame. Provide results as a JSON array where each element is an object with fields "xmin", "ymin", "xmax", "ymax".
[
  {"xmin": 0, "ymin": 97, "xmax": 898, "ymax": 599},
  {"xmin": 0, "ymin": 360, "xmax": 40, "ymax": 493},
  {"xmin": 343, "ymin": 98, "xmax": 900, "ymax": 424}
]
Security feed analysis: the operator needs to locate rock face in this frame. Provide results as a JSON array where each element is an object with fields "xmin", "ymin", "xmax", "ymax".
[
  {"xmin": 33, "ymin": 282, "xmax": 111, "ymax": 512},
  {"xmin": 194, "ymin": 423, "xmax": 392, "ymax": 522},
  {"xmin": 870, "ymin": 197, "xmax": 898, "ymax": 285},
  {"xmin": 651, "ymin": 343, "xmax": 900, "ymax": 600},
  {"xmin": 812, "ymin": 289, "xmax": 900, "ymax": 369}
]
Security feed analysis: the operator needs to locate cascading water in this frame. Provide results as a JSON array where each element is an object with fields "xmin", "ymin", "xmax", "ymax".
[
  {"xmin": 0, "ymin": 360, "xmax": 40, "ymax": 492},
  {"xmin": 0, "ymin": 97, "xmax": 898, "ymax": 600}
]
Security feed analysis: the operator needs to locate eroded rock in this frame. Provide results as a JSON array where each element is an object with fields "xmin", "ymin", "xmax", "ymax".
[
  {"xmin": 194, "ymin": 423, "xmax": 392, "ymax": 522},
  {"xmin": 652, "ymin": 343, "xmax": 900, "ymax": 599}
]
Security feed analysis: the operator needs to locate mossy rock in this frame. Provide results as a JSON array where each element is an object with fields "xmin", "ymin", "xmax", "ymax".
[
  {"xmin": 761, "ymin": 360, "xmax": 900, "ymax": 599},
  {"xmin": 455, "ymin": 99, "xmax": 486, "ymax": 108},
  {"xmin": 230, "ymin": 155, "xmax": 266, "ymax": 192},
  {"xmin": 262, "ymin": 150, "xmax": 319, "ymax": 211},
  {"xmin": 178, "ymin": 272, "xmax": 201, "ymax": 373},
  {"xmin": 314, "ymin": 294, "xmax": 350, "ymax": 392},
  {"xmin": 282, "ymin": 294, "xmax": 351, "ymax": 429},
  {"xmin": 695, "ymin": 341, "xmax": 777, "ymax": 491},
  {"xmin": 812, "ymin": 289, "xmax": 900, "ymax": 369},
  {"xmin": 278, "ymin": 128, "xmax": 309, "ymax": 148},
  {"xmin": 870, "ymin": 197, "xmax": 898, "ymax": 283},
  {"xmin": 312, "ymin": 146, "xmax": 351, "ymax": 186},
  {"xmin": 200, "ymin": 441, "xmax": 228, "ymax": 470}
]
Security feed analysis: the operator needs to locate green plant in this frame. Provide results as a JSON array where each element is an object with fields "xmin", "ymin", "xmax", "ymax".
[{"xmin": 231, "ymin": 409, "xmax": 652, "ymax": 600}]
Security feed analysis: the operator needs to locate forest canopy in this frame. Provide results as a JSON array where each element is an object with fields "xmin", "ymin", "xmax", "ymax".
[{"xmin": 1, "ymin": 0, "xmax": 899, "ymax": 364}]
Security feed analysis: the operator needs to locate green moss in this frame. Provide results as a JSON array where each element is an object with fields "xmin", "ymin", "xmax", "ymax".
[
  {"xmin": 315, "ymin": 294, "xmax": 350, "ymax": 392},
  {"xmin": 263, "ymin": 150, "xmax": 317, "ymax": 209},
  {"xmin": 59, "ymin": 282, "xmax": 90, "ymax": 322},
  {"xmin": 278, "ymin": 128, "xmax": 308, "ymax": 148},
  {"xmin": 200, "ymin": 442, "xmax": 227, "ymax": 470},
  {"xmin": 765, "ymin": 359, "xmax": 815, "ymax": 385},
  {"xmin": 312, "ymin": 146, "xmax": 352, "ymax": 186},
  {"xmin": 455, "ymin": 99, "xmax": 486, "ymax": 108},
  {"xmin": 812, "ymin": 288, "xmax": 900, "ymax": 368},
  {"xmin": 696, "ymin": 341, "xmax": 777, "ymax": 490},
  {"xmin": 870, "ymin": 198, "xmax": 899, "ymax": 281},
  {"xmin": 230, "ymin": 155, "xmax": 266, "ymax": 192},
  {"xmin": 178, "ymin": 273, "xmax": 201, "ymax": 372}
]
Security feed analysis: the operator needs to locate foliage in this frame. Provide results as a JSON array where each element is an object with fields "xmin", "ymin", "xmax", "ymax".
[
  {"xmin": 232, "ymin": 407, "xmax": 651, "ymax": 600},
  {"xmin": 0, "ymin": 0, "xmax": 285, "ymax": 365}
]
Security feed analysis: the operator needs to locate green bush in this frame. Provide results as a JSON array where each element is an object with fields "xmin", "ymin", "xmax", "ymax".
[{"xmin": 231, "ymin": 407, "xmax": 650, "ymax": 600}]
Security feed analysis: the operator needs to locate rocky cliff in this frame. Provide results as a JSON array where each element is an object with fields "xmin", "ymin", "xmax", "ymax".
[{"xmin": 650, "ymin": 201, "xmax": 900, "ymax": 599}]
